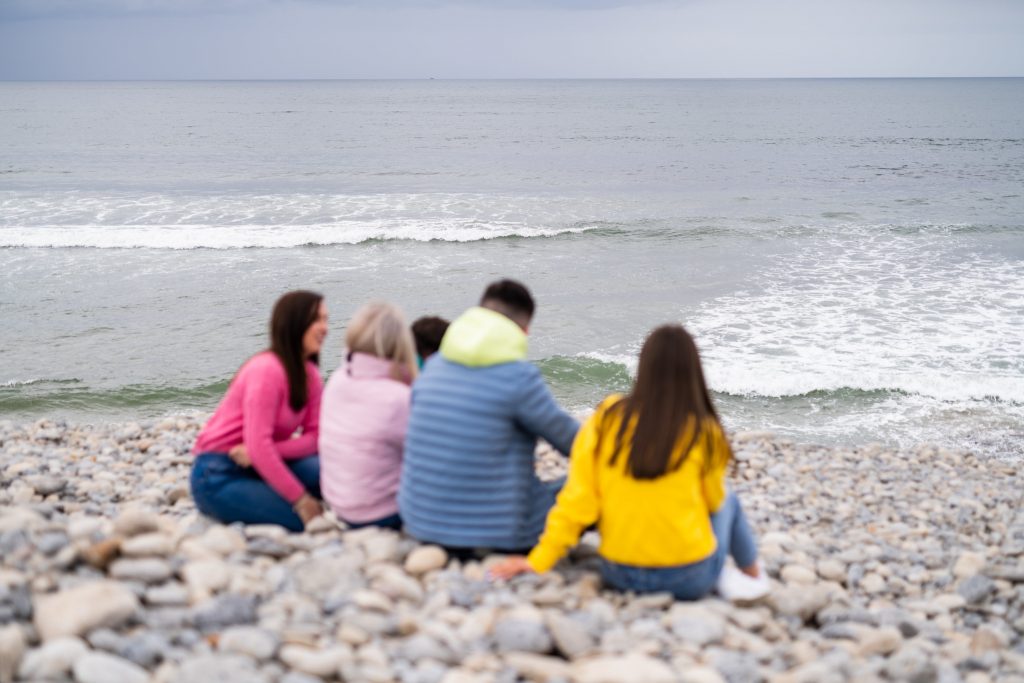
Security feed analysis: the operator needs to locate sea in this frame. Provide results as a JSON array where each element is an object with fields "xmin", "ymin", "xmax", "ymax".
[{"xmin": 1, "ymin": 79, "xmax": 1022, "ymax": 459}]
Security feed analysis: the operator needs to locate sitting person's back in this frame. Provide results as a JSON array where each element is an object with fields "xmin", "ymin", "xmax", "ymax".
[
  {"xmin": 319, "ymin": 302, "xmax": 417, "ymax": 530},
  {"xmin": 398, "ymin": 279, "xmax": 579, "ymax": 552}
]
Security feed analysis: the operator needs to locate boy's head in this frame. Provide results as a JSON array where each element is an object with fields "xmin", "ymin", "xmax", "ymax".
[
  {"xmin": 411, "ymin": 316, "xmax": 450, "ymax": 361},
  {"xmin": 480, "ymin": 279, "xmax": 535, "ymax": 331}
]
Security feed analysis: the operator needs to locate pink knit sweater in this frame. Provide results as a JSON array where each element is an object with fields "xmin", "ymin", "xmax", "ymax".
[
  {"xmin": 319, "ymin": 352, "xmax": 411, "ymax": 523},
  {"xmin": 193, "ymin": 351, "xmax": 322, "ymax": 503}
]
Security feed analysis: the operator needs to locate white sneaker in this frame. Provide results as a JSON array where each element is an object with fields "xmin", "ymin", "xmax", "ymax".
[{"xmin": 716, "ymin": 563, "xmax": 771, "ymax": 602}]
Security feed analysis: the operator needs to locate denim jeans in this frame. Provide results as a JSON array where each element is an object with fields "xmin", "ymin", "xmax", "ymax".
[
  {"xmin": 599, "ymin": 492, "xmax": 758, "ymax": 601},
  {"xmin": 190, "ymin": 452, "xmax": 321, "ymax": 532},
  {"xmin": 343, "ymin": 513, "xmax": 403, "ymax": 531}
]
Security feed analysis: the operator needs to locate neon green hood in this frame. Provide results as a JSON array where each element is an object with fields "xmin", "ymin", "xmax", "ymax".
[{"xmin": 440, "ymin": 307, "xmax": 528, "ymax": 367}]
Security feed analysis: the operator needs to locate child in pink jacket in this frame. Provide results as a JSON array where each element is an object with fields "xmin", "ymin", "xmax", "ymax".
[{"xmin": 319, "ymin": 302, "xmax": 418, "ymax": 529}]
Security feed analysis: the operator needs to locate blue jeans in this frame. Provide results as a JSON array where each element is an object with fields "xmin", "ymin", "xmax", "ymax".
[
  {"xmin": 599, "ymin": 493, "xmax": 758, "ymax": 601},
  {"xmin": 190, "ymin": 453, "xmax": 321, "ymax": 533},
  {"xmin": 343, "ymin": 513, "xmax": 403, "ymax": 531}
]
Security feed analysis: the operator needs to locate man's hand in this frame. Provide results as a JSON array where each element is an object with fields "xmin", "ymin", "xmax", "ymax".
[
  {"xmin": 292, "ymin": 493, "xmax": 324, "ymax": 527},
  {"xmin": 228, "ymin": 444, "xmax": 251, "ymax": 467},
  {"xmin": 487, "ymin": 556, "xmax": 535, "ymax": 581}
]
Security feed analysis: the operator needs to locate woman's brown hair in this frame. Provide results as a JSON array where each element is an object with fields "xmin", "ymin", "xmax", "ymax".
[
  {"xmin": 269, "ymin": 290, "xmax": 323, "ymax": 412},
  {"xmin": 607, "ymin": 324, "xmax": 731, "ymax": 479}
]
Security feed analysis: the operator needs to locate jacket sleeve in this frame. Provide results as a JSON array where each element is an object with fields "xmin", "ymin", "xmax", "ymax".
[
  {"xmin": 513, "ymin": 364, "xmax": 580, "ymax": 456},
  {"xmin": 242, "ymin": 366, "xmax": 306, "ymax": 504},
  {"xmin": 276, "ymin": 364, "xmax": 322, "ymax": 460},
  {"xmin": 701, "ymin": 423, "xmax": 729, "ymax": 514},
  {"xmin": 526, "ymin": 407, "xmax": 602, "ymax": 572}
]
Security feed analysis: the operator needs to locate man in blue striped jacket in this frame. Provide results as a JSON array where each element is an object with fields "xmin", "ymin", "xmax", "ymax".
[{"xmin": 398, "ymin": 279, "xmax": 580, "ymax": 556}]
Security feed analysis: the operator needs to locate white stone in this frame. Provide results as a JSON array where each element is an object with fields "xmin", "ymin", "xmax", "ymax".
[
  {"xmin": 110, "ymin": 557, "xmax": 174, "ymax": 583},
  {"xmin": 196, "ymin": 526, "xmax": 246, "ymax": 556},
  {"xmin": 816, "ymin": 559, "xmax": 846, "ymax": 583},
  {"xmin": 370, "ymin": 565, "xmax": 425, "ymax": 603},
  {"xmin": 860, "ymin": 573, "xmax": 886, "ymax": 594},
  {"xmin": 218, "ymin": 626, "xmax": 279, "ymax": 661},
  {"xmin": 544, "ymin": 610, "xmax": 593, "ymax": 659},
  {"xmin": 112, "ymin": 507, "xmax": 161, "ymax": 537},
  {"xmin": 0, "ymin": 625, "xmax": 26, "ymax": 683},
  {"xmin": 571, "ymin": 654, "xmax": 677, "ymax": 683},
  {"xmin": 73, "ymin": 652, "xmax": 148, "ymax": 683},
  {"xmin": 404, "ymin": 545, "xmax": 448, "ymax": 575},
  {"xmin": 856, "ymin": 626, "xmax": 903, "ymax": 657},
  {"xmin": 353, "ymin": 589, "xmax": 394, "ymax": 613},
  {"xmin": 18, "ymin": 637, "xmax": 90, "ymax": 680},
  {"xmin": 679, "ymin": 667, "xmax": 727, "ymax": 683},
  {"xmin": 120, "ymin": 532, "xmax": 175, "ymax": 557},
  {"xmin": 34, "ymin": 581, "xmax": 140, "ymax": 640},
  {"xmin": 503, "ymin": 652, "xmax": 572, "ymax": 682},
  {"xmin": 278, "ymin": 644, "xmax": 351, "ymax": 678},
  {"xmin": 181, "ymin": 559, "xmax": 231, "ymax": 601},
  {"xmin": 780, "ymin": 564, "xmax": 818, "ymax": 585},
  {"xmin": 669, "ymin": 604, "xmax": 726, "ymax": 646},
  {"xmin": 953, "ymin": 551, "xmax": 987, "ymax": 579}
]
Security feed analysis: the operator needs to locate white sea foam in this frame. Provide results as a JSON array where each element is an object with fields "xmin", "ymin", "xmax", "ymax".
[
  {"xmin": 0, "ymin": 192, "xmax": 606, "ymax": 248},
  {"xmin": 686, "ymin": 223, "xmax": 1024, "ymax": 406}
]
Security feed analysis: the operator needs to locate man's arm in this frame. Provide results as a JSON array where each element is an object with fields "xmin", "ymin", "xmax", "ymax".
[{"xmin": 513, "ymin": 364, "xmax": 580, "ymax": 456}]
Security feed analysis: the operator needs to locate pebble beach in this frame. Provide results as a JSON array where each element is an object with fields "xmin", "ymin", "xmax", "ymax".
[{"xmin": 0, "ymin": 418, "xmax": 1021, "ymax": 683}]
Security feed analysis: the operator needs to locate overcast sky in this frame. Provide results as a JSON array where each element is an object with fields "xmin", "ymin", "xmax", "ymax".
[{"xmin": 1, "ymin": 0, "xmax": 1022, "ymax": 80}]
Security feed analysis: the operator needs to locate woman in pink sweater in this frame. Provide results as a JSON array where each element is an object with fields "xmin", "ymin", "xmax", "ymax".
[
  {"xmin": 320, "ymin": 301, "xmax": 417, "ymax": 529},
  {"xmin": 191, "ymin": 290, "xmax": 328, "ymax": 532}
]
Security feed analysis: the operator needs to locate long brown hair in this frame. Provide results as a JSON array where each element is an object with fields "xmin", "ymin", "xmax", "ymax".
[
  {"xmin": 607, "ymin": 324, "xmax": 730, "ymax": 479},
  {"xmin": 269, "ymin": 290, "xmax": 323, "ymax": 411}
]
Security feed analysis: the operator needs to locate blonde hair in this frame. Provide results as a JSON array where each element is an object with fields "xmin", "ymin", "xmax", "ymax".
[{"xmin": 345, "ymin": 301, "xmax": 418, "ymax": 383}]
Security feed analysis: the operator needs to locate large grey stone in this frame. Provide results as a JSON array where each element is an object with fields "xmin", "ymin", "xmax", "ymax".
[
  {"xmin": 17, "ymin": 637, "xmax": 89, "ymax": 680},
  {"xmin": 192, "ymin": 593, "xmax": 258, "ymax": 632}
]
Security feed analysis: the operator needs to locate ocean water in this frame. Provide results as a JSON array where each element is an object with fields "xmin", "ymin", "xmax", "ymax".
[{"xmin": 1, "ymin": 79, "xmax": 1022, "ymax": 458}]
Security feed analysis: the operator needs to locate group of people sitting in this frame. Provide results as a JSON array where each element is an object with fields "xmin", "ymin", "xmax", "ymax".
[{"xmin": 189, "ymin": 279, "xmax": 770, "ymax": 601}]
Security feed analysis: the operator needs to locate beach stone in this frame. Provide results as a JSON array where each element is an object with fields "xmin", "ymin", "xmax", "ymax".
[
  {"xmin": 503, "ymin": 652, "xmax": 571, "ymax": 682},
  {"xmin": 855, "ymin": 626, "xmax": 903, "ymax": 657},
  {"xmin": 709, "ymin": 650, "xmax": 762, "ymax": 683},
  {"xmin": 781, "ymin": 564, "xmax": 818, "ymax": 585},
  {"xmin": 196, "ymin": 526, "xmax": 246, "ymax": 557},
  {"xmin": 678, "ymin": 667, "xmax": 727, "ymax": 683},
  {"xmin": 219, "ymin": 626, "xmax": 279, "ymax": 661},
  {"xmin": 494, "ymin": 607, "xmax": 552, "ymax": 654},
  {"xmin": 860, "ymin": 572, "xmax": 886, "ymax": 594},
  {"xmin": 34, "ymin": 580, "xmax": 140, "ymax": 640},
  {"xmin": 404, "ymin": 545, "xmax": 448, "ymax": 575},
  {"xmin": 174, "ymin": 654, "xmax": 269, "ymax": 683},
  {"xmin": 669, "ymin": 604, "xmax": 727, "ymax": 646},
  {"xmin": 181, "ymin": 559, "xmax": 231, "ymax": 600},
  {"xmin": 113, "ymin": 508, "xmax": 161, "ymax": 536},
  {"xmin": 543, "ymin": 610, "xmax": 593, "ymax": 659},
  {"xmin": 120, "ymin": 632, "xmax": 171, "ymax": 668},
  {"xmin": 80, "ymin": 537, "xmax": 122, "ymax": 569},
  {"xmin": 370, "ymin": 565, "xmax": 424, "ymax": 603},
  {"xmin": 884, "ymin": 645, "xmax": 937, "ymax": 683},
  {"xmin": 73, "ymin": 652, "xmax": 148, "ymax": 683},
  {"xmin": 146, "ymin": 582, "xmax": 190, "ymax": 606},
  {"xmin": 970, "ymin": 624, "xmax": 1009, "ymax": 654},
  {"xmin": 0, "ymin": 624, "xmax": 25, "ymax": 683},
  {"xmin": 110, "ymin": 557, "xmax": 174, "ymax": 583},
  {"xmin": 294, "ymin": 555, "xmax": 365, "ymax": 599},
  {"xmin": 958, "ymin": 575, "xmax": 996, "ymax": 604},
  {"xmin": 18, "ymin": 637, "xmax": 90, "ymax": 680},
  {"xmin": 817, "ymin": 559, "xmax": 847, "ymax": 583},
  {"xmin": 954, "ymin": 552, "xmax": 987, "ymax": 579},
  {"xmin": 192, "ymin": 593, "xmax": 258, "ymax": 631},
  {"xmin": 121, "ymin": 532, "xmax": 175, "ymax": 557},
  {"xmin": 36, "ymin": 531, "xmax": 70, "ymax": 556},
  {"xmin": 571, "ymin": 653, "xmax": 676, "ymax": 683},
  {"xmin": 28, "ymin": 475, "xmax": 67, "ymax": 497},
  {"xmin": 769, "ymin": 585, "xmax": 833, "ymax": 622},
  {"xmin": 278, "ymin": 644, "xmax": 351, "ymax": 678},
  {"xmin": 398, "ymin": 634, "xmax": 457, "ymax": 665}
]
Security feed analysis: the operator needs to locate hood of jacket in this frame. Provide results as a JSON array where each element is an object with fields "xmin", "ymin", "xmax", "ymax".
[{"xmin": 440, "ymin": 306, "xmax": 527, "ymax": 367}]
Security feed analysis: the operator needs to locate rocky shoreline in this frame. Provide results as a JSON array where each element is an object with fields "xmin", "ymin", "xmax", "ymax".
[{"xmin": 0, "ymin": 417, "xmax": 1022, "ymax": 683}]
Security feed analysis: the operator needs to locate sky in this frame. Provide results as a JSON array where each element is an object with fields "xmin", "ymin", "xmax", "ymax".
[{"xmin": 1, "ymin": 0, "xmax": 1023, "ymax": 80}]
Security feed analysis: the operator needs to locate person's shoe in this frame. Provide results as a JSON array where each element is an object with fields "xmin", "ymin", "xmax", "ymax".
[{"xmin": 716, "ymin": 562, "xmax": 771, "ymax": 602}]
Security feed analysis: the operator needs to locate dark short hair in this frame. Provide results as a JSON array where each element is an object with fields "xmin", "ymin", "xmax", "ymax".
[
  {"xmin": 480, "ymin": 279, "xmax": 535, "ymax": 320},
  {"xmin": 411, "ymin": 316, "xmax": 450, "ymax": 358}
]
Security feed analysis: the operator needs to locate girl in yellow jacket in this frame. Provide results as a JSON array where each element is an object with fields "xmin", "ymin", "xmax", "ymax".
[{"xmin": 490, "ymin": 324, "xmax": 769, "ymax": 601}]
